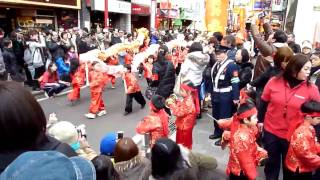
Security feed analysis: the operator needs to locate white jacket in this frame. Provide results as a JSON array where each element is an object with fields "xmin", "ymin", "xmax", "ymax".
[{"xmin": 180, "ymin": 51, "xmax": 210, "ymax": 86}]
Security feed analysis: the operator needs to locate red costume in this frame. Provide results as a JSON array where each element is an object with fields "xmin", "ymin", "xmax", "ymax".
[
  {"xmin": 123, "ymin": 72, "xmax": 141, "ymax": 94},
  {"xmin": 285, "ymin": 118, "xmax": 320, "ymax": 173},
  {"xmin": 107, "ymin": 56, "xmax": 119, "ymax": 86},
  {"xmin": 123, "ymin": 72, "xmax": 146, "ymax": 113},
  {"xmin": 142, "ymin": 62, "xmax": 153, "ymax": 80},
  {"xmin": 89, "ymin": 70, "xmax": 106, "ymax": 114},
  {"xmin": 168, "ymin": 84, "xmax": 196, "ymax": 149},
  {"xmin": 124, "ymin": 53, "xmax": 133, "ymax": 65},
  {"xmin": 136, "ymin": 103, "xmax": 169, "ymax": 147},
  {"xmin": 224, "ymin": 108, "xmax": 268, "ymax": 180},
  {"xmin": 39, "ymin": 71, "xmax": 59, "ymax": 89},
  {"xmin": 68, "ymin": 64, "xmax": 86, "ymax": 101}
]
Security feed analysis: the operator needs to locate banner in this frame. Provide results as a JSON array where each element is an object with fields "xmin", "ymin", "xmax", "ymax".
[{"xmin": 205, "ymin": 0, "xmax": 229, "ymax": 33}]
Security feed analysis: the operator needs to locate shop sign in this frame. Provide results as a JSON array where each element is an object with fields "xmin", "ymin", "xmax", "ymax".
[
  {"xmin": 91, "ymin": 0, "xmax": 131, "ymax": 14},
  {"xmin": 132, "ymin": 4, "xmax": 150, "ymax": 15},
  {"xmin": 254, "ymin": 0, "xmax": 266, "ymax": 10},
  {"xmin": 109, "ymin": 0, "xmax": 131, "ymax": 14},
  {"xmin": 168, "ymin": 9, "xmax": 179, "ymax": 19},
  {"xmin": 131, "ymin": 0, "xmax": 151, "ymax": 7}
]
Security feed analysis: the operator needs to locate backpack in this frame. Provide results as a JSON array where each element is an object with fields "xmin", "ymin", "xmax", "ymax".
[{"xmin": 23, "ymin": 47, "xmax": 34, "ymax": 65}]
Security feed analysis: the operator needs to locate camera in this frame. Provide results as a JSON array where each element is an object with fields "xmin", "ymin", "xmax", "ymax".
[{"xmin": 76, "ymin": 124, "xmax": 87, "ymax": 138}]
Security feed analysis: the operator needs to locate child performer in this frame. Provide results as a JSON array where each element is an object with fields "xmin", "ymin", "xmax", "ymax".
[
  {"xmin": 166, "ymin": 84, "xmax": 197, "ymax": 149},
  {"xmin": 136, "ymin": 95, "xmax": 169, "ymax": 147},
  {"xmin": 285, "ymin": 100, "xmax": 320, "ymax": 179},
  {"xmin": 85, "ymin": 61, "xmax": 107, "ymax": 119},
  {"xmin": 124, "ymin": 50, "xmax": 134, "ymax": 65},
  {"xmin": 138, "ymin": 55, "xmax": 154, "ymax": 86},
  {"xmin": 106, "ymin": 55, "xmax": 119, "ymax": 89},
  {"xmin": 123, "ymin": 64, "xmax": 146, "ymax": 115},
  {"xmin": 68, "ymin": 58, "xmax": 86, "ymax": 103},
  {"xmin": 225, "ymin": 100, "xmax": 268, "ymax": 180}
]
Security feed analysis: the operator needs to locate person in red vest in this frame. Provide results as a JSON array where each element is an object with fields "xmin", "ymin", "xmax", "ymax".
[
  {"xmin": 123, "ymin": 64, "xmax": 146, "ymax": 115},
  {"xmin": 106, "ymin": 55, "xmax": 119, "ymax": 89},
  {"xmin": 136, "ymin": 95, "xmax": 169, "ymax": 147},
  {"xmin": 285, "ymin": 100, "xmax": 320, "ymax": 179},
  {"xmin": 85, "ymin": 61, "xmax": 107, "ymax": 119},
  {"xmin": 166, "ymin": 84, "xmax": 197, "ymax": 149}
]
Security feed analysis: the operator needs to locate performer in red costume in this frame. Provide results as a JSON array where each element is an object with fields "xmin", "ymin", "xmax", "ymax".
[
  {"xmin": 136, "ymin": 95, "xmax": 169, "ymax": 147},
  {"xmin": 285, "ymin": 100, "xmax": 320, "ymax": 179},
  {"xmin": 123, "ymin": 64, "xmax": 146, "ymax": 115},
  {"xmin": 106, "ymin": 55, "xmax": 119, "ymax": 89},
  {"xmin": 167, "ymin": 84, "xmax": 197, "ymax": 149},
  {"xmin": 225, "ymin": 100, "xmax": 268, "ymax": 180},
  {"xmin": 68, "ymin": 58, "xmax": 86, "ymax": 102},
  {"xmin": 85, "ymin": 61, "xmax": 107, "ymax": 119},
  {"xmin": 138, "ymin": 55, "xmax": 154, "ymax": 86},
  {"xmin": 124, "ymin": 50, "xmax": 134, "ymax": 65}
]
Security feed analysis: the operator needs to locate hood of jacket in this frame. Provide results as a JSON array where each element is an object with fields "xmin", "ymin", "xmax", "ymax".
[{"xmin": 186, "ymin": 51, "xmax": 210, "ymax": 67}]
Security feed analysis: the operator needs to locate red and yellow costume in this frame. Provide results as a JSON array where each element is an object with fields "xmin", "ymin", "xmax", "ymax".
[
  {"xmin": 221, "ymin": 108, "xmax": 268, "ymax": 180},
  {"xmin": 136, "ymin": 102, "xmax": 169, "ymax": 147},
  {"xmin": 68, "ymin": 64, "xmax": 86, "ymax": 101},
  {"xmin": 168, "ymin": 84, "xmax": 196, "ymax": 149},
  {"xmin": 88, "ymin": 69, "xmax": 106, "ymax": 114},
  {"xmin": 285, "ymin": 114, "xmax": 320, "ymax": 174},
  {"xmin": 106, "ymin": 56, "xmax": 119, "ymax": 86}
]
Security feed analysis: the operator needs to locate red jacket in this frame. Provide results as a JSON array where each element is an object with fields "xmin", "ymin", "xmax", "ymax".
[
  {"xmin": 262, "ymin": 77, "xmax": 320, "ymax": 139},
  {"xmin": 123, "ymin": 72, "xmax": 141, "ymax": 94},
  {"xmin": 227, "ymin": 125, "xmax": 267, "ymax": 180},
  {"xmin": 39, "ymin": 71, "xmax": 59, "ymax": 89},
  {"xmin": 71, "ymin": 64, "xmax": 86, "ymax": 86},
  {"xmin": 136, "ymin": 110, "xmax": 169, "ymax": 146},
  {"xmin": 285, "ymin": 121, "xmax": 320, "ymax": 173},
  {"xmin": 124, "ymin": 54, "xmax": 133, "ymax": 65},
  {"xmin": 143, "ymin": 62, "xmax": 153, "ymax": 79},
  {"xmin": 89, "ymin": 70, "xmax": 106, "ymax": 92},
  {"xmin": 168, "ymin": 95, "xmax": 196, "ymax": 130}
]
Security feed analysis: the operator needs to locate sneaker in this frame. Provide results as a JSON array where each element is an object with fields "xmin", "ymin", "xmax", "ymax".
[
  {"xmin": 85, "ymin": 113, "xmax": 96, "ymax": 119},
  {"xmin": 97, "ymin": 110, "xmax": 107, "ymax": 117},
  {"xmin": 111, "ymin": 86, "xmax": 115, "ymax": 89},
  {"xmin": 124, "ymin": 111, "xmax": 131, "ymax": 116}
]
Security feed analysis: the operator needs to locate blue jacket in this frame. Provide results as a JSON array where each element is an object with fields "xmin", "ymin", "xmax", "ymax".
[
  {"xmin": 150, "ymin": 35, "xmax": 159, "ymax": 44},
  {"xmin": 55, "ymin": 57, "xmax": 70, "ymax": 77}
]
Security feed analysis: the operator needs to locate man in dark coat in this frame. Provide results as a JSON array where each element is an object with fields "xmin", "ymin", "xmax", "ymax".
[
  {"xmin": 47, "ymin": 32, "xmax": 66, "ymax": 60},
  {"xmin": 2, "ymin": 38, "xmax": 25, "ymax": 82}
]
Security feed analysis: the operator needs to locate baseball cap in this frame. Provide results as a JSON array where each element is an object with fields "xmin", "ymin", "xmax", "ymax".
[
  {"xmin": 0, "ymin": 151, "xmax": 96, "ymax": 180},
  {"xmin": 100, "ymin": 133, "xmax": 117, "ymax": 156}
]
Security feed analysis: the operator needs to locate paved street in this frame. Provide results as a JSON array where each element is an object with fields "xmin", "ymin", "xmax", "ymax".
[{"xmin": 38, "ymin": 76, "xmax": 266, "ymax": 180}]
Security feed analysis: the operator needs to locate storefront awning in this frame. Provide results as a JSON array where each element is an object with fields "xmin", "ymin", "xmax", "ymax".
[{"xmin": 173, "ymin": 19, "xmax": 182, "ymax": 26}]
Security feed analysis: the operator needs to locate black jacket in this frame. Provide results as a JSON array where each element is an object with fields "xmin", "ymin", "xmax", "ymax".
[
  {"xmin": 110, "ymin": 36, "xmax": 122, "ymax": 46},
  {"xmin": 2, "ymin": 48, "xmax": 25, "ymax": 82},
  {"xmin": 47, "ymin": 41, "xmax": 66, "ymax": 60},
  {"xmin": 151, "ymin": 60, "xmax": 176, "ymax": 98},
  {"xmin": 0, "ymin": 135, "xmax": 77, "ymax": 173},
  {"xmin": 250, "ymin": 66, "xmax": 281, "ymax": 92},
  {"xmin": 238, "ymin": 62, "xmax": 254, "ymax": 89},
  {"xmin": 288, "ymin": 42, "xmax": 301, "ymax": 54}
]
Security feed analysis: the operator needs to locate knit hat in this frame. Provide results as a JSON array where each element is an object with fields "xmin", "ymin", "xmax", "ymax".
[
  {"xmin": 100, "ymin": 133, "xmax": 117, "ymax": 156},
  {"xmin": 48, "ymin": 121, "xmax": 78, "ymax": 145},
  {"xmin": 151, "ymin": 95, "xmax": 165, "ymax": 110},
  {"xmin": 0, "ymin": 151, "xmax": 96, "ymax": 180},
  {"xmin": 302, "ymin": 41, "xmax": 312, "ymax": 49}
]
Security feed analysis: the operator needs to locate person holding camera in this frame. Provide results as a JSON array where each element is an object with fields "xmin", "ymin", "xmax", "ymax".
[{"xmin": 48, "ymin": 120, "xmax": 97, "ymax": 160}]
